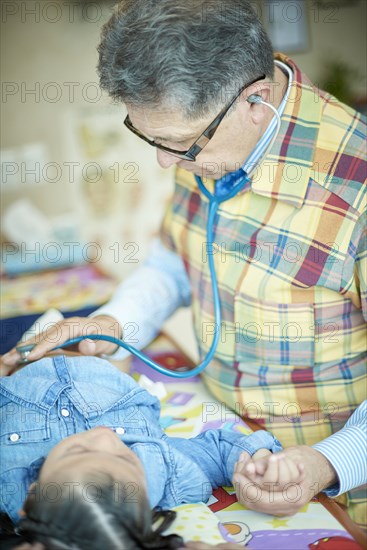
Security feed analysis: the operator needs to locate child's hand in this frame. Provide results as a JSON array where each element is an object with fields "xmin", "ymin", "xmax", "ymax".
[
  {"xmin": 251, "ymin": 448, "xmax": 272, "ymax": 461},
  {"xmin": 242, "ymin": 452, "xmax": 305, "ymax": 488},
  {"xmin": 232, "ymin": 446, "xmax": 326, "ymax": 516},
  {"xmin": 232, "ymin": 448, "xmax": 272, "ymax": 484}
]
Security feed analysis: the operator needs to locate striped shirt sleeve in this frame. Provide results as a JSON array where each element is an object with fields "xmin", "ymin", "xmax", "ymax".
[
  {"xmin": 313, "ymin": 401, "xmax": 367, "ymax": 497},
  {"xmin": 90, "ymin": 239, "xmax": 192, "ymax": 360}
]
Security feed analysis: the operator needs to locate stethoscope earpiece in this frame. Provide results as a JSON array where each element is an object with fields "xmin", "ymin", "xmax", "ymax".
[{"xmin": 247, "ymin": 94, "xmax": 263, "ymax": 104}]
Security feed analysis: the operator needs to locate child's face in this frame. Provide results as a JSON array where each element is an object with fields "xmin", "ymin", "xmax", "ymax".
[{"xmin": 38, "ymin": 427, "xmax": 147, "ymax": 499}]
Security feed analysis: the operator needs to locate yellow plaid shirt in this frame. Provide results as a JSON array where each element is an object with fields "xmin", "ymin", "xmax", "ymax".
[{"xmin": 161, "ymin": 54, "xmax": 367, "ymax": 448}]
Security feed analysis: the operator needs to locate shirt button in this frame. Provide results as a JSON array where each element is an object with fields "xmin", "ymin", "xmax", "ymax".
[
  {"xmin": 9, "ymin": 433, "xmax": 20, "ymax": 442},
  {"xmin": 115, "ymin": 427, "xmax": 125, "ymax": 435},
  {"xmin": 61, "ymin": 408, "xmax": 70, "ymax": 417}
]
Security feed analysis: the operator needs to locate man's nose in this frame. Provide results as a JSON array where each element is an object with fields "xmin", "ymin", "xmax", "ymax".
[{"xmin": 156, "ymin": 149, "xmax": 181, "ymax": 169}]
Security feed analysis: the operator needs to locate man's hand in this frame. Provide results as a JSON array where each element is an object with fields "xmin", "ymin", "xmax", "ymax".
[
  {"xmin": 1, "ymin": 314, "xmax": 122, "ymax": 375},
  {"xmin": 232, "ymin": 446, "xmax": 338, "ymax": 516},
  {"xmin": 251, "ymin": 448, "xmax": 272, "ymax": 461},
  {"xmin": 239, "ymin": 450, "xmax": 305, "ymax": 488}
]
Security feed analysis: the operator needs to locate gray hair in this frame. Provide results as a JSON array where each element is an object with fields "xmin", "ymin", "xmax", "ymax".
[{"xmin": 97, "ymin": 0, "xmax": 274, "ymax": 119}]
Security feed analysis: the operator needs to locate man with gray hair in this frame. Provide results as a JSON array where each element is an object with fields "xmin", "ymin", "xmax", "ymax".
[{"xmin": 3, "ymin": 0, "xmax": 366, "ymax": 535}]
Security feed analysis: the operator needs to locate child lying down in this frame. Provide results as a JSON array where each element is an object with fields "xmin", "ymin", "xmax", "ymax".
[{"xmin": 0, "ymin": 354, "xmax": 302, "ymax": 549}]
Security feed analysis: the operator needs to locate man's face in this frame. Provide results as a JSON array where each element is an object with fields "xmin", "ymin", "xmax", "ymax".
[{"xmin": 127, "ymin": 99, "xmax": 260, "ymax": 180}]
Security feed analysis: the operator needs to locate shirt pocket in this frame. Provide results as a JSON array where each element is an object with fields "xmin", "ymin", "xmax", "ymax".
[
  {"xmin": 314, "ymin": 300, "xmax": 367, "ymax": 364},
  {"xmin": 0, "ymin": 406, "xmax": 50, "ymax": 445},
  {"xmin": 234, "ymin": 293, "xmax": 315, "ymax": 367}
]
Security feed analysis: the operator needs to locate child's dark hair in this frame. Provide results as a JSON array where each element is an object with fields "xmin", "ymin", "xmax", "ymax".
[{"xmin": 0, "ymin": 480, "xmax": 183, "ymax": 549}]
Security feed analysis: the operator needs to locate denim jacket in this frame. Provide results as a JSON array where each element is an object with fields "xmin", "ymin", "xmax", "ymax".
[{"xmin": 0, "ymin": 356, "xmax": 282, "ymax": 523}]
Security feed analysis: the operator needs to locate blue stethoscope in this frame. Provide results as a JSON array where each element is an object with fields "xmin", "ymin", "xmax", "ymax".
[
  {"xmin": 43, "ymin": 94, "xmax": 282, "ymax": 378},
  {"xmin": 48, "ymin": 173, "xmax": 250, "ymax": 378}
]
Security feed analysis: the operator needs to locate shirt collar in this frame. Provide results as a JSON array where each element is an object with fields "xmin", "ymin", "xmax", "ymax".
[{"xmin": 250, "ymin": 53, "xmax": 324, "ymax": 208}]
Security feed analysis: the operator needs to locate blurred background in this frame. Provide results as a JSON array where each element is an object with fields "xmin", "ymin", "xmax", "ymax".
[{"xmin": 1, "ymin": 0, "xmax": 366, "ymax": 351}]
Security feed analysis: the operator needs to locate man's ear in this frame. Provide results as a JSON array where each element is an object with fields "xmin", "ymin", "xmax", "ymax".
[
  {"xmin": 244, "ymin": 82, "xmax": 272, "ymax": 105},
  {"xmin": 242, "ymin": 83, "xmax": 273, "ymax": 126}
]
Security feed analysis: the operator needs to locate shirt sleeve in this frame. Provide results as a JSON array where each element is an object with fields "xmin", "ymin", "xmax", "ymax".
[
  {"xmin": 313, "ymin": 401, "xmax": 367, "ymax": 497},
  {"xmin": 168, "ymin": 429, "xmax": 282, "ymax": 489},
  {"xmin": 90, "ymin": 238, "xmax": 192, "ymax": 360}
]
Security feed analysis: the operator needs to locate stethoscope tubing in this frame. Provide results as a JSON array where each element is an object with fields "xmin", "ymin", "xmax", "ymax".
[
  {"xmin": 52, "ymin": 93, "xmax": 281, "ymax": 377},
  {"xmin": 52, "ymin": 175, "xmax": 249, "ymax": 378}
]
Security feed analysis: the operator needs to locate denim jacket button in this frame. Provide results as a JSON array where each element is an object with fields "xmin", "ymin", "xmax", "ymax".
[
  {"xmin": 9, "ymin": 433, "xmax": 20, "ymax": 442},
  {"xmin": 115, "ymin": 427, "xmax": 125, "ymax": 435},
  {"xmin": 61, "ymin": 409, "xmax": 70, "ymax": 417}
]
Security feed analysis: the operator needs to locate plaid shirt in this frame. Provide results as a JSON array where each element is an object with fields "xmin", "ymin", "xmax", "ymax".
[{"xmin": 161, "ymin": 54, "xmax": 367, "ymax": 451}]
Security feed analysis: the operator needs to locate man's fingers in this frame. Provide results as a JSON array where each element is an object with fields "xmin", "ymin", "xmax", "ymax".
[
  {"xmin": 234, "ymin": 451, "xmax": 251, "ymax": 475},
  {"xmin": 277, "ymin": 455, "xmax": 293, "ymax": 485},
  {"xmin": 78, "ymin": 338, "xmax": 98, "ymax": 355},
  {"xmin": 76, "ymin": 315, "xmax": 121, "ymax": 356},
  {"xmin": 79, "ymin": 336, "xmax": 119, "ymax": 356},
  {"xmin": 277, "ymin": 455, "xmax": 303, "ymax": 486},
  {"xmin": 8, "ymin": 318, "xmax": 80, "ymax": 363},
  {"xmin": 23, "ymin": 319, "xmax": 78, "ymax": 361},
  {"xmin": 297, "ymin": 462, "xmax": 306, "ymax": 483},
  {"xmin": 243, "ymin": 460, "xmax": 257, "ymax": 480},
  {"xmin": 252, "ymin": 458, "xmax": 268, "ymax": 476},
  {"xmin": 2, "ymin": 347, "xmax": 27, "ymax": 367},
  {"xmin": 2, "ymin": 338, "xmax": 43, "ymax": 366},
  {"xmin": 282, "ymin": 456, "xmax": 301, "ymax": 483},
  {"xmin": 234, "ymin": 452, "xmax": 260, "ymax": 482},
  {"xmin": 0, "ymin": 358, "xmax": 15, "ymax": 376},
  {"xmin": 262, "ymin": 454, "xmax": 279, "ymax": 484},
  {"xmin": 233, "ymin": 473, "xmax": 261, "ymax": 502},
  {"xmin": 77, "ymin": 337, "xmax": 117, "ymax": 356},
  {"xmin": 252, "ymin": 448, "xmax": 272, "ymax": 461},
  {"xmin": 238, "ymin": 451, "xmax": 251, "ymax": 465},
  {"xmin": 2, "ymin": 315, "xmax": 121, "ymax": 365},
  {"xmin": 239, "ymin": 453, "xmax": 303, "ymax": 489},
  {"xmin": 234, "ymin": 472, "xmax": 304, "ymax": 516}
]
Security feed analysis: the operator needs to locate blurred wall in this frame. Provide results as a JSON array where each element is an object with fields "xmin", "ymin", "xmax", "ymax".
[
  {"xmin": 260, "ymin": 0, "xmax": 366, "ymax": 96},
  {"xmin": 1, "ymin": 1, "xmax": 176, "ymax": 276},
  {"xmin": 1, "ymin": 0, "xmax": 366, "ymax": 277}
]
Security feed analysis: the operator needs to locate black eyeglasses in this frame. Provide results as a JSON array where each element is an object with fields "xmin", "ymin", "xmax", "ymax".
[{"xmin": 123, "ymin": 74, "xmax": 266, "ymax": 162}]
